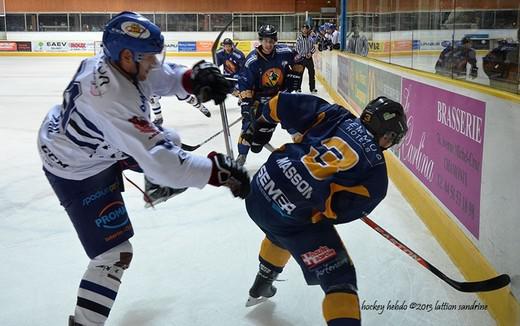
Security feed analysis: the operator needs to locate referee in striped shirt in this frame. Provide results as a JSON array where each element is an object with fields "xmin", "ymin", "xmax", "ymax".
[{"xmin": 295, "ymin": 24, "xmax": 317, "ymax": 93}]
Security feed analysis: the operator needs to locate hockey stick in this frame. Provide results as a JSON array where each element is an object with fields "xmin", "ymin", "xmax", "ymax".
[
  {"xmin": 361, "ymin": 216, "xmax": 511, "ymax": 292},
  {"xmin": 213, "ymin": 18, "xmax": 237, "ymax": 159},
  {"xmin": 181, "ymin": 116, "xmax": 242, "ymax": 151}
]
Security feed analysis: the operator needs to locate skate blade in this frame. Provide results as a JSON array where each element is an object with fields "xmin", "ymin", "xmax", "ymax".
[
  {"xmin": 144, "ymin": 196, "xmax": 170, "ymax": 208},
  {"xmin": 245, "ymin": 296, "xmax": 268, "ymax": 307}
]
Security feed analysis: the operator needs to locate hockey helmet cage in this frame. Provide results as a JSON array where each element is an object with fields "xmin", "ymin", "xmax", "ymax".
[
  {"xmin": 258, "ymin": 24, "xmax": 278, "ymax": 42},
  {"xmin": 103, "ymin": 11, "xmax": 164, "ymax": 64},
  {"xmin": 222, "ymin": 38, "xmax": 234, "ymax": 46},
  {"xmin": 360, "ymin": 96, "xmax": 408, "ymax": 146}
]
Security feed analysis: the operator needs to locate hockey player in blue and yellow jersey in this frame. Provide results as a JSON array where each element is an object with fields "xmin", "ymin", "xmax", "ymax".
[
  {"xmin": 236, "ymin": 24, "xmax": 303, "ymax": 166},
  {"xmin": 242, "ymin": 93, "xmax": 408, "ymax": 326},
  {"xmin": 215, "ymin": 38, "xmax": 245, "ymax": 79}
]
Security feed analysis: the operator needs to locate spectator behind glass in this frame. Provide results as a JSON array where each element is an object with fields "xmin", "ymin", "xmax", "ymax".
[{"xmin": 346, "ymin": 24, "xmax": 369, "ymax": 56}]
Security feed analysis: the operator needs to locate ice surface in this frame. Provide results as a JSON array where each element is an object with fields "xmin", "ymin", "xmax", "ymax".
[{"xmin": 0, "ymin": 56, "xmax": 495, "ymax": 325}]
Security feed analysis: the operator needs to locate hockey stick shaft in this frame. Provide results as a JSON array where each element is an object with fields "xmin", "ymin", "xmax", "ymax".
[
  {"xmin": 212, "ymin": 18, "xmax": 236, "ymax": 159},
  {"xmin": 181, "ymin": 116, "xmax": 242, "ymax": 151},
  {"xmin": 361, "ymin": 216, "xmax": 510, "ymax": 292}
]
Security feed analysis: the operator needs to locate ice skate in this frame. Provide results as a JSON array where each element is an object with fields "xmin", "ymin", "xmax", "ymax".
[
  {"xmin": 245, "ymin": 265, "xmax": 279, "ymax": 307},
  {"xmin": 68, "ymin": 315, "xmax": 83, "ymax": 326}
]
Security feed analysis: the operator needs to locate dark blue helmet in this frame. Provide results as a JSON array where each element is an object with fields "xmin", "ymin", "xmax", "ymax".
[
  {"xmin": 258, "ymin": 25, "xmax": 278, "ymax": 41},
  {"xmin": 222, "ymin": 38, "xmax": 234, "ymax": 46},
  {"xmin": 102, "ymin": 11, "xmax": 164, "ymax": 63}
]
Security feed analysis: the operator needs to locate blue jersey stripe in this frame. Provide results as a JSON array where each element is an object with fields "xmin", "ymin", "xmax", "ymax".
[
  {"xmin": 76, "ymin": 297, "xmax": 111, "ymax": 317},
  {"xmin": 80, "ymin": 279, "xmax": 118, "ymax": 300},
  {"xmin": 76, "ymin": 110, "xmax": 104, "ymax": 137},
  {"xmin": 68, "ymin": 118, "xmax": 104, "ymax": 142},
  {"xmin": 65, "ymin": 130, "xmax": 99, "ymax": 150}
]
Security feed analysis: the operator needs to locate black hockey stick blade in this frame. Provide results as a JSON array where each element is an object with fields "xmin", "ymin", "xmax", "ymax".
[
  {"xmin": 432, "ymin": 265, "xmax": 511, "ymax": 293},
  {"xmin": 181, "ymin": 143, "xmax": 200, "ymax": 151},
  {"xmin": 362, "ymin": 217, "xmax": 511, "ymax": 293}
]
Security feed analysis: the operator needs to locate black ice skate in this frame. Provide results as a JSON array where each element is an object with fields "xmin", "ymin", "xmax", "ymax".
[
  {"xmin": 245, "ymin": 264, "xmax": 279, "ymax": 307},
  {"xmin": 68, "ymin": 315, "xmax": 83, "ymax": 326},
  {"xmin": 144, "ymin": 178, "xmax": 187, "ymax": 208}
]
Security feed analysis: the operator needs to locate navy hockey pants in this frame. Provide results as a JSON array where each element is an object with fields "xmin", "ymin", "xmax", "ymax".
[
  {"xmin": 44, "ymin": 163, "xmax": 134, "ymax": 259},
  {"xmin": 245, "ymin": 181, "xmax": 357, "ymax": 292}
]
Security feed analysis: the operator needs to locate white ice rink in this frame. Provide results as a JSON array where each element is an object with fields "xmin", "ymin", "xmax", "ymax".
[{"xmin": 0, "ymin": 56, "xmax": 496, "ymax": 325}]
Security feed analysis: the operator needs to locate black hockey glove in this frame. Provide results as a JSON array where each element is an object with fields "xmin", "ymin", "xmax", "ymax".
[
  {"xmin": 242, "ymin": 104, "xmax": 277, "ymax": 153},
  {"xmin": 207, "ymin": 151, "xmax": 250, "ymax": 198},
  {"xmin": 284, "ymin": 64, "xmax": 304, "ymax": 93},
  {"xmin": 191, "ymin": 60, "xmax": 232, "ymax": 105}
]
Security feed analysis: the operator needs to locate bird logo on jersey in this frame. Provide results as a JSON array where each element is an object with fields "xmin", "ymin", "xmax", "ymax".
[
  {"xmin": 224, "ymin": 60, "xmax": 238, "ymax": 74},
  {"xmin": 261, "ymin": 68, "xmax": 284, "ymax": 88}
]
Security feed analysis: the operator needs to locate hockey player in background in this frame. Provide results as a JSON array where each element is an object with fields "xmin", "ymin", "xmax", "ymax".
[
  {"xmin": 215, "ymin": 38, "xmax": 246, "ymax": 97},
  {"xmin": 435, "ymin": 36, "xmax": 478, "ymax": 80},
  {"xmin": 237, "ymin": 24, "xmax": 303, "ymax": 166},
  {"xmin": 483, "ymin": 28, "xmax": 519, "ymax": 93},
  {"xmin": 242, "ymin": 93, "xmax": 408, "ymax": 325},
  {"xmin": 37, "ymin": 12, "xmax": 250, "ymax": 326}
]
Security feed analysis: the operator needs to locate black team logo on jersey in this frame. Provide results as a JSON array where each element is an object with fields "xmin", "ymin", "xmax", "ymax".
[{"xmin": 261, "ymin": 68, "xmax": 284, "ymax": 88}]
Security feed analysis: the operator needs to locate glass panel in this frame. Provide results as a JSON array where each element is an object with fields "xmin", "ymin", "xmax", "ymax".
[
  {"xmin": 167, "ymin": 14, "xmax": 197, "ymax": 31},
  {"xmin": 81, "ymin": 14, "xmax": 110, "ymax": 32},
  {"xmin": 238, "ymin": 14, "xmax": 254, "ymax": 32},
  {"xmin": 142, "ymin": 13, "xmax": 154, "ymax": 23},
  {"xmin": 198, "ymin": 14, "xmax": 210, "ymax": 32},
  {"xmin": 26, "ymin": 14, "xmax": 37, "ymax": 31},
  {"xmin": 210, "ymin": 14, "xmax": 232, "ymax": 31},
  {"xmin": 155, "ymin": 13, "xmax": 166, "ymax": 31},
  {"xmin": 281, "ymin": 15, "xmax": 296, "ymax": 32},
  {"xmin": 6, "ymin": 14, "xmax": 25, "ymax": 31},
  {"xmin": 69, "ymin": 14, "xmax": 80, "ymax": 32},
  {"xmin": 38, "ymin": 14, "xmax": 68, "ymax": 32},
  {"xmin": 481, "ymin": 11, "xmax": 494, "ymax": 29},
  {"xmin": 256, "ymin": 15, "xmax": 280, "ymax": 31},
  {"xmin": 495, "ymin": 10, "xmax": 517, "ymax": 29},
  {"xmin": 0, "ymin": 16, "xmax": 5, "ymax": 32},
  {"xmin": 483, "ymin": 7, "xmax": 519, "ymax": 94}
]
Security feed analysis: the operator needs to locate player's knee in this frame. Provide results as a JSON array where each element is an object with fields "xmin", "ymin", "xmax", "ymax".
[
  {"xmin": 88, "ymin": 240, "xmax": 133, "ymax": 275},
  {"xmin": 322, "ymin": 289, "xmax": 361, "ymax": 326}
]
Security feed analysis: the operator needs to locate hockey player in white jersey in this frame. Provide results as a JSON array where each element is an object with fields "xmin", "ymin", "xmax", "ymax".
[{"xmin": 37, "ymin": 12, "xmax": 249, "ymax": 326}]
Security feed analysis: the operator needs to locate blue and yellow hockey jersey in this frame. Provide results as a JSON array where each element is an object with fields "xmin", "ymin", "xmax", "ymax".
[
  {"xmin": 215, "ymin": 47, "xmax": 246, "ymax": 77},
  {"xmin": 251, "ymin": 93, "xmax": 389, "ymax": 224},
  {"xmin": 239, "ymin": 44, "xmax": 296, "ymax": 101}
]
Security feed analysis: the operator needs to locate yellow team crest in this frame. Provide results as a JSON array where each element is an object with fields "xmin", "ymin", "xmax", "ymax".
[{"xmin": 261, "ymin": 68, "xmax": 284, "ymax": 88}]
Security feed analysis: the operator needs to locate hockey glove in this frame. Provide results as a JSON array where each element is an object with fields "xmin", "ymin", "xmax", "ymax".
[
  {"xmin": 242, "ymin": 105, "xmax": 277, "ymax": 153},
  {"xmin": 191, "ymin": 60, "xmax": 232, "ymax": 105},
  {"xmin": 284, "ymin": 64, "xmax": 304, "ymax": 93},
  {"xmin": 240, "ymin": 97, "xmax": 258, "ymax": 121},
  {"xmin": 207, "ymin": 151, "xmax": 250, "ymax": 198}
]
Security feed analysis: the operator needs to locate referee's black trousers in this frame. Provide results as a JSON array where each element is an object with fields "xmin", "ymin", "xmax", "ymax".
[{"xmin": 298, "ymin": 57, "xmax": 316, "ymax": 91}]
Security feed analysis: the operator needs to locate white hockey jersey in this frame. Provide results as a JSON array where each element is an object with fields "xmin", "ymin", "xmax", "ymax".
[{"xmin": 37, "ymin": 55, "xmax": 212, "ymax": 189}]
